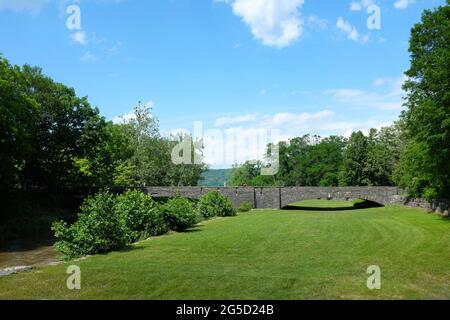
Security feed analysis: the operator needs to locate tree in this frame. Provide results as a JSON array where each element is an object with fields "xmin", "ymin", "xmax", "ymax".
[
  {"xmin": 111, "ymin": 103, "xmax": 206, "ymax": 187},
  {"xmin": 363, "ymin": 128, "xmax": 400, "ymax": 186},
  {"xmin": 16, "ymin": 65, "xmax": 105, "ymax": 191},
  {"xmin": 304, "ymin": 136, "xmax": 346, "ymax": 186},
  {"xmin": 229, "ymin": 161, "xmax": 264, "ymax": 186},
  {"xmin": 0, "ymin": 58, "xmax": 38, "ymax": 191},
  {"xmin": 339, "ymin": 131, "xmax": 369, "ymax": 186},
  {"xmin": 399, "ymin": 1, "xmax": 450, "ymax": 198},
  {"xmin": 229, "ymin": 135, "xmax": 346, "ymax": 187}
]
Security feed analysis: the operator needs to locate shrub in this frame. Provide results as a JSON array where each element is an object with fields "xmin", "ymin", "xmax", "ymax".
[
  {"xmin": 197, "ymin": 191, "xmax": 236, "ymax": 219},
  {"xmin": 237, "ymin": 201, "xmax": 253, "ymax": 213},
  {"xmin": 115, "ymin": 190, "xmax": 167, "ymax": 242},
  {"xmin": 162, "ymin": 196, "xmax": 198, "ymax": 231},
  {"xmin": 52, "ymin": 191, "xmax": 131, "ymax": 259},
  {"xmin": 423, "ymin": 187, "xmax": 439, "ymax": 202}
]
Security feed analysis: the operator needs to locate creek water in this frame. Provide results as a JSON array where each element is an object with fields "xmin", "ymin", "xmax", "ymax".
[{"xmin": 0, "ymin": 239, "xmax": 58, "ymax": 269}]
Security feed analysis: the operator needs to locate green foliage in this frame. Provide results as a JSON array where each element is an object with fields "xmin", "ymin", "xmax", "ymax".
[
  {"xmin": 229, "ymin": 161, "xmax": 279, "ymax": 186},
  {"xmin": 0, "ymin": 56, "xmax": 205, "ymax": 180},
  {"xmin": 52, "ymin": 191, "xmax": 131, "ymax": 259},
  {"xmin": 230, "ymin": 161, "xmax": 264, "ymax": 186},
  {"xmin": 398, "ymin": 2, "xmax": 450, "ymax": 198},
  {"xmin": 230, "ymin": 129, "xmax": 402, "ymax": 188},
  {"xmin": 423, "ymin": 187, "xmax": 439, "ymax": 202},
  {"xmin": 162, "ymin": 196, "xmax": 198, "ymax": 231},
  {"xmin": 0, "ymin": 56, "xmax": 206, "ymax": 238},
  {"xmin": 237, "ymin": 202, "xmax": 253, "ymax": 213},
  {"xmin": 197, "ymin": 191, "xmax": 237, "ymax": 219},
  {"xmin": 339, "ymin": 131, "xmax": 368, "ymax": 186},
  {"xmin": 115, "ymin": 190, "xmax": 167, "ymax": 242},
  {"xmin": 112, "ymin": 106, "xmax": 206, "ymax": 187},
  {"xmin": 339, "ymin": 128, "xmax": 402, "ymax": 187},
  {"xmin": 0, "ymin": 58, "xmax": 38, "ymax": 206}
]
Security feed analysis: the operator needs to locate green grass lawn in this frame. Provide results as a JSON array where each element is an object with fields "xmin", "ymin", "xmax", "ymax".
[
  {"xmin": 289, "ymin": 199, "xmax": 364, "ymax": 208},
  {"xmin": 1, "ymin": 205, "xmax": 449, "ymax": 300}
]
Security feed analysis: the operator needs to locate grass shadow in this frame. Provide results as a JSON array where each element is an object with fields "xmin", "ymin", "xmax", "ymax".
[
  {"xmin": 283, "ymin": 200, "xmax": 383, "ymax": 212},
  {"xmin": 117, "ymin": 245, "xmax": 146, "ymax": 253},
  {"xmin": 179, "ymin": 225, "xmax": 205, "ymax": 233}
]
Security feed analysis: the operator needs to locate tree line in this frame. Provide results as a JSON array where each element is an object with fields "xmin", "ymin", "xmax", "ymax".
[
  {"xmin": 229, "ymin": 125, "xmax": 403, "ymax": 188},
  {"xmin": 0, "ymin": 57, "xmax": 205, "ymax": 230},
  {"xmin": 230, "ymin": 1, "xmax": 450, "ymax": 202}
]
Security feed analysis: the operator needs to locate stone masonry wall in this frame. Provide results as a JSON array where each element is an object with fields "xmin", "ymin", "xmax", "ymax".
[
  {"xmin": 140, "ymin": 186, "xmax": 449, "ymax": 216},
  {"xmin": 144, "ymin": 186, "xmax": 404, "ymax": 209}
]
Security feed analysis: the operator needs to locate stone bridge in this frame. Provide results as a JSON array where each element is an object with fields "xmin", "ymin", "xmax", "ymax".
[{"xmin": 144, "ymin": 186, "xmax": 404, "ymax": 209}]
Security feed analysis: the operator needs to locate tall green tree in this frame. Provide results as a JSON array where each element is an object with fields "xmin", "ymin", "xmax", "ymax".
[
  {"xmin": 17, "ymin": 65, "xmax": 105, "ymax": 191},
  {"xmin": 339, "ymin": 131, "xmax": 368, "ymax": 186},
  {"xmin": 111, "ymin": 103, "xmax": 206, "ymax": 187},
  {"xmin": 0, "ymin": 57, "xmax": 38, "ymax": 201},
  {"xmin": 398, "ymin": 1, "xmax": 450, "ymax": 198},
  {"xmin": 363, "ymin": 127, "xmax": 402, "ymax": 186}
]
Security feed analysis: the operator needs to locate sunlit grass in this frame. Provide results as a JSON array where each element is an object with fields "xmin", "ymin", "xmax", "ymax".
[
  {"xmin": 1, "ymin": 204, "xmax": 449, "ymax": 300},
  {"xmin": 289, "ymin": 199, "xmax": 364, "ymax": 208}
]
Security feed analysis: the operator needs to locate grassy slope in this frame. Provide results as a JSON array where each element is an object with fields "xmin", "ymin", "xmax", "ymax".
[{"xmin": 1, "ymin": 205, "xmax": 449, "ymax": 300}]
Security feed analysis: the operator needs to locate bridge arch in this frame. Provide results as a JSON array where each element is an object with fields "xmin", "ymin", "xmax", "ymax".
[{"xmin": 279, "ymin": 187, "xmax": 398, "ymax": 208}]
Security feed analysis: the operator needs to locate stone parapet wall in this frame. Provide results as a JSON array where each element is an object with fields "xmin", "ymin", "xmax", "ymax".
[
  {"xmin": 144, "ymin": 186, "xmax": 404, "ymax": 209},
  {"xmin": 402, "ymin": 198, "xmax": 450, "ymax": 217}
]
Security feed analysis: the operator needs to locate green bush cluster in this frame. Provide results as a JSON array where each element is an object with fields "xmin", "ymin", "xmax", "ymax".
[
  {"xmin": 237, "ymin": 202, "xmax": 253, "ymax": 213},
  {"xmin": 162, "ymin": 196, "xmax": 198, "ymax": 231},
  {"xmin": 52, "ymin": 192, "xmax": 131, "ymax": 258},
  {"xmin": 197, "ymin": 190, "xmax": 236, "ymax": 219},
  {"xmin": 115, "ymin": 190, "xmax": 167, "ymax": 241},
  {"xmin": 52, "ymin": 190, "xmax": 238, "ymax": 259}
]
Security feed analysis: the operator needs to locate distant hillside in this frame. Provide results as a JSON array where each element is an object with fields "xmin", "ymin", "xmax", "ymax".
[{"xmin": 198, "ymin": 169, "xmax": 233, "ymax": 187}]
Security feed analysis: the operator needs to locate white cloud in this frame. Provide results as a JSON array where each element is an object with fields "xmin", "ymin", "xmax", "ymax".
[
  {"xmin": 326, "ymin": 88, "xmax": 365, "ymax": 100},
  {"xmin": 0, "ymin": 0, "xmax": 50, "ymax": 13},
  {"xmin": 71, "ymin": 31, "xmax": 88, "ymax": 45},
  {"xmin": 80, "ymin": 51, "xmax": 97, "ymax": 62},
  {"xmin": 326, "ymin": 75, "xmax": 407, "ymax": 111},
  {"xmin": 336, "ymin": 17, "xmax": 369, "ymax": 43},
  {"xmin": 113, "ymin": 112, "xmax": 135, "ymax": 124},
  {"xmin": 373, "ymin": 77, "xmax": 392, "ymax": 87},
  {"xmin": 223, "ymin": 0, "xmax": 305, "ymax": 49},
  {"xmin": 269, "ymin": 110, "xmax": 335, "ymax": 126},
  {"xmin": 394, "ymin": 0, "xmax": 415, "ymax": 10},
  {"xmin": 200, "ymin": 109, "xmax": 394, "ymax": 166},
  {"xmin": 350, "ymin": 2, "xmax": 362, "ymax": 11},
  {"xmin": 215, "ymin": 113, "xmax": 258, "ymax": 127},
  {"xmin": 349, "ymin": 0, "xmax": 374, "ymax": 11},
  {"xmin": 306, "ymin": 15, "xmax": 328, "ymax": 30},
  {"xmin": 108, "ymin": 40, "xmax": 123, "ymax": 54},
  {"xmin": 112, "ymin": 101, "xmax": 155, "ymax": 124}
]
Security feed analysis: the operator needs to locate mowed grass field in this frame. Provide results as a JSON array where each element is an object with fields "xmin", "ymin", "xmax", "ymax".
[
  {"xmin": 1, "ymin": 204, "xmax": 449, "ymax": 300},
  {"xmin": 289, "ymin": 199, "xmax": 364, "ymax": 208}
]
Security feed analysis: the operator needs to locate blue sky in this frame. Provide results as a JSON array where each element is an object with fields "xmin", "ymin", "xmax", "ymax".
[{"xmin": 0, "ymin": 0, "xmax": 446, "ymax": 167}]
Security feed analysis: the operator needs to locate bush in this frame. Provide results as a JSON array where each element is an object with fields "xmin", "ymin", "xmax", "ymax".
[
  {"xmin": 115, "ymin": 190, "xmax": 167, "ymax": 242},
  {"xmin": 237, "ymin": 202, "xmax": 253, "ymax": 213},
  {"xmin": 197, "ymin": 191, "xmax": 236, "ymax": 219},
  {"xmin": 423, "ymin": 187, "xmax": 439, "ymax": 202},
  {"xmin": 52, "ymin": 191, "xmax": 131, "ymax": 259},
  {"xmin": 162, "ymin": 196, "xmax": 198, "ymax": 231}
]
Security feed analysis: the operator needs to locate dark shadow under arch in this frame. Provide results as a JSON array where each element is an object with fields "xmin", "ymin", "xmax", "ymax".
[{"xmin": 282, "ymin": 200, "xmax": 384, "ymax": 211}]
